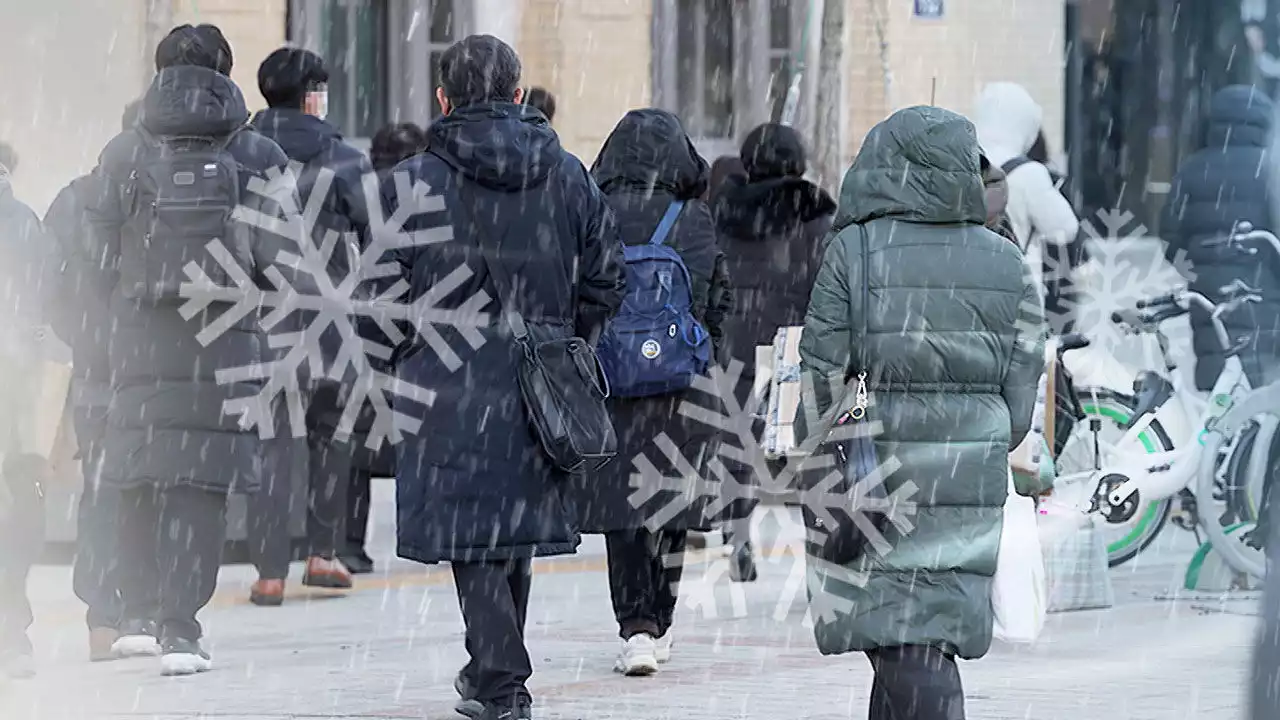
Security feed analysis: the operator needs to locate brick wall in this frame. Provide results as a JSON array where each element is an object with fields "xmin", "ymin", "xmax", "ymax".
[
  {"xmin": 845, "ymin": 0, "xmax": 1066, "ymax": 160},
  {"xmin": 170, "ymin": 0, "xmax": 288, "ymax": 114},
  {"xmin": 519, "ymin": 0, "xmax": 652, "ymax": 165}
]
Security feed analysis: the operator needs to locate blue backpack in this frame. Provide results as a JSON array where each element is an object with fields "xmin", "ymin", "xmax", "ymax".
[{"xmin": 597, "ymin": 200, "xmax": 712, "ymax": 398}]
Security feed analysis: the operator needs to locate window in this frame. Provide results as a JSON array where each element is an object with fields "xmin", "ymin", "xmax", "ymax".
[
  {"xmin": 675, "ymin": 0, "xmax": 736, "ymax": 139},
  {"xmin": 323, "ymin": 0, "xmax": 388, "ymax": 138},
  {"xmin": 289, "ymin": 0, "xmax": 468, "ymax": 140},
  {"xmin": 655, "ymin": 0, "xmax": 809, "ymax": 154}
]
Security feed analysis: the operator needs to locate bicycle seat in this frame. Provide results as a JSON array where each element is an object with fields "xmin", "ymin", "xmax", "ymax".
[{"xmin": 1058, "ymin": 333, "xmax": 1091, "ymax": 353}]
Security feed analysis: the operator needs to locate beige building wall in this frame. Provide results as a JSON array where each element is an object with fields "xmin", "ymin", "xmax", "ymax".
[
  {"xmin": 519, "ymin": 0, "xmax": 652, "ymax": 165},
  {"xmin": 846, "ymin": 0, "xmax": 1066, "ymax": 166},
  {"xmin": 0, "ymin": 0, "xmax": 149, "ymax": 213},
  {"xmin": 169, "ymin": 0, "xmax": 289, "ymax": 114}
]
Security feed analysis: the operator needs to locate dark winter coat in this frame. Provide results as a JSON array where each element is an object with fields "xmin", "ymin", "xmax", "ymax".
[
  {"xmin": 0, "ymin": 179, "xmax": 53, "ymax": 362},
  {"xmin": 562, "ymin": 109, "xmax": 733, "ymax": 534},
  {"xmin": 83, "ymin": 65, "xmax": 307, "ymax": 494},
  {"xmin": 387, "ymin": 102, "xmax": 624, "ymax": 564},
  {"xmin": 798, "ymin": 106, "xmax": 1044, "ymax": 660},
  {"xmin": 44, "ymin": 175, "xmax": 115, "ymax": 449},
  {"xmin": 1161, "ymin": 85, "xmax": 1280, "ymax": 389}
]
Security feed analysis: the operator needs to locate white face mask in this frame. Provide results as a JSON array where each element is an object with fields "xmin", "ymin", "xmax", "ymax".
[{"xmin": 305, "ymin": 90, "xmax": 329, "ymax": 121}]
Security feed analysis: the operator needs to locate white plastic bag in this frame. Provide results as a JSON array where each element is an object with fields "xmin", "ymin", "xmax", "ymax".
[{"xmin": 993, "ymin": 470, "xmax": 1048, "ymax": 643}]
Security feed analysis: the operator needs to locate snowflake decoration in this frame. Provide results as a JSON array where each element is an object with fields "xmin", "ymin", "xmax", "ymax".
[
  {"xmin": 628, "ymin": 359, "xmax": 919, "ymax": 624},
  {"xmin": 1043, "ymin": 208, "xmax": 1195, "ymax": 371},
  {"xmin": 178, "ymin": 162, "xmax": 492, "ymax": 449}
]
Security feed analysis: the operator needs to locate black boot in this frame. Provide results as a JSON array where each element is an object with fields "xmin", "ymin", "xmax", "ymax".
[{"xmin": 729, "ymin": 542, "xmax": 758, "ymax": 582}]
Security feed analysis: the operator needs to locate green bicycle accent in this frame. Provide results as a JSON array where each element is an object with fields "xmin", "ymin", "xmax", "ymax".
[
  {"xmin": 1080, "ymin": 403, "xmax": 1162, "ymax": 555},
  {"xmin": 1183, "ymin": 521, "xmax": 1252, "ymax": 590}
]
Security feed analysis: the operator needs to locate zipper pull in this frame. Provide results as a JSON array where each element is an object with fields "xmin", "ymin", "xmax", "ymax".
[{"xmin": 849, "ymin": 371, "xmax": 868, "ymax": 420}]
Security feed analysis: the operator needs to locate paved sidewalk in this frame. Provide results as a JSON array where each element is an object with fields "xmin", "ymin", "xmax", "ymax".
[{"xmin": 1, "ymin": 491, "xmax": 1257, "ymax": 720}]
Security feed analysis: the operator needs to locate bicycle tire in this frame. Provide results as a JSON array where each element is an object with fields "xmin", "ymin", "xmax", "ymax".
[
  {"xmin": 1194, "ymin": 384, "xmax": 1280, "ymax": 579},
  {"xmin": 1058, "ymin": 388, "xmax": 1175, "ymax": 567}
]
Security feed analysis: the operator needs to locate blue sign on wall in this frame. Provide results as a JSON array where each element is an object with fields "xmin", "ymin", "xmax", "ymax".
[{"xmin": 914, "ymin": 0, "xmax": 944, "ymax": 18}]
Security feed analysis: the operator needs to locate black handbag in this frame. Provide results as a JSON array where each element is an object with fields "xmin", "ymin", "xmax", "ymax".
[
  {"xmin": 801, "ymin": 222, "xmax": 889, "ymax": 565},
  {"xmin": 460, "ymin": 183, "xmax": 617, "ymax": 475}
]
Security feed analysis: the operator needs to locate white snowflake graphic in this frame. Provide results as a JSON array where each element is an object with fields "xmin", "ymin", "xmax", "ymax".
[
  {"xmin": 1043, "ymin": 208, "xmax": 1195, "ymax": 368},
  {"xmin": 628, "ymin": 359, "xmax": 919, "ymax": 624},
  {"xmin": 178, "ymin": 162, "xmax": 492, "ymax": 449}
]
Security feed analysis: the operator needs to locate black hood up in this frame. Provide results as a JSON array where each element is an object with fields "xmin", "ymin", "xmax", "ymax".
[
  {"xmin": 250, "ymin": 108, "xmax": 342, "ymax": 163},
  {"xmin": 139, "ymin": 65, "xmax": 249, "ymax": 137},
  {"xmin": 714, "ymin": 175, "xmax": 835, "ymax": 237},
  {"xmin": 427, "ymin": 102, "xmax": 561, "ymax": 192},
  {"xmin": 591, "ymin": 109, "xmax": 708, "ymax": 199},
  {"xmin": 1205, "ymin": 85, "xmax": 1274, "ymax": 149}
]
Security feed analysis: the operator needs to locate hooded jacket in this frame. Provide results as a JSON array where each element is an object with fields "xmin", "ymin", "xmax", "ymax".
[
  {"xmin": 1163, "ymin": 85, "xmax": 1280, "ymax": 388},
  {"xmin": 972, "ymin": 83, "xmax": 1079, "ymax": 289},
  {"xmin": 386, "ymin": 102, "xmax": 624, "ymax": 564},
  {"xmin": 0, "ymin": 175, "xmax": 53, "ymax": 362},
  {"xmin": 798, "ymin": 106, "xmax": 1044, "ymax": 660},
  {"xmin": 562, "ymin": 108, "xmax": 734, "ymax": 533},
  {"xmin": 83, "ymin": 65, "xmax": 308, "ymax": 493}
]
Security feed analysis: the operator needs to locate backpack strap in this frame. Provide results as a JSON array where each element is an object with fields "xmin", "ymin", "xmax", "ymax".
[
  {"xmin": 647, "ymin": 201, "xmax": 685, "ymax": 246},
  {"xmin": 1000, "ymin": 156, "xmax": 1034, "ymax": 175}
]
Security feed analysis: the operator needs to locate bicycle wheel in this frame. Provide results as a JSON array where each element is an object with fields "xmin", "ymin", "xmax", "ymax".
[
  {"xmin": 1055, "ymin": 389, "xmax": 1175, "ymax": 567},
  {"xmin": 1195, "ymin": 384, "xmax": 1280, "ymax": 579}
]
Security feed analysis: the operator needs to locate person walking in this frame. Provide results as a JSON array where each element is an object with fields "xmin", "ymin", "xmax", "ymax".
[
  {"xmin": 570, "ymin": 108, "xmax": 732, "ymax": 676},
  {"xmin": 1162, "ymin": 85, "xmax": 1280, "ymax": 392},
  {"xmin": 797, "ymin": 106, "xmax": 1044, "ymax": 720},
  {"xmin": 81, "ymin": 23, "xmax": 312, "ymax": 675},
  {"xmin": 711, "ymin": 122, "xmax": 835, "ymax": 582},
  {"xmin": 43, "ymin": 102, "xmax": 141, "ymax": 661},
  {"xmin": 0, "ymin": 143, "xmax": 53, "ymax": 681},
  {"xmin": 339, "ymin": 121, "xmax": 425, "ymax": 576},
  {"xmin": 385, "ymin": 35, "xmax": 622, "ymax": 720},
  {"xmin": 244, "ymin": 46, "xmax": 376, "ymax": 605},
  {"xmin": 971, "ymin": 82, "xmax": 1079, "ymax": 309}
]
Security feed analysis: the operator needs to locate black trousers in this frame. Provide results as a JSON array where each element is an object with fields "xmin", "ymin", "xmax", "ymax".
[
  {"xmin": 1, "ymin": 455, "xmax": 46, "ymax": 657},
  {"xmin": 345, "ymin": 463, "xmax": 372, "ymax": 555},
  {"xmin": 866, "ymin": 646, "xmax": 966, "ymax": 720},
  {"xmin": 250, "ymin": 382, "xmax": 353, "ymax": 578},
  {"xmin": 72, "ymin": 417, "xmax": 122, "ymax": 630},
  {"xmin": 117, "ymin": 484, "xmax": 227, "ymax": 642},
  {"xmin": 605, "ymin": 528, "xmax": 686, "ymax": 639},
  {"xmin": 453, "ymin": 559, "xmax": 533, "ymax": 705}
]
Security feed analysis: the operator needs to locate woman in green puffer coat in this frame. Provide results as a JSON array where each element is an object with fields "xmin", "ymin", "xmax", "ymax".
[{"xmin": 797, "ymin": 106, "xmax": 1045, "ymax": 720}]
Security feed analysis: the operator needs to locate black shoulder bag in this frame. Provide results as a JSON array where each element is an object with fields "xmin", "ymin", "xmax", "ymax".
[
  {"xmin": 802, "ymin": 222, "xmax": 889, "ymax": 565},
  {"xmin": 458, "ymin": 181, "xmax": 617, "ymax": 475}
]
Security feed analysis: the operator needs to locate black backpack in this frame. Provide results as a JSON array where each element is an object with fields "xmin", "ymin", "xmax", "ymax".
[{"xmin": 119, "ymin": 126, "xmax": 251, "ymax": 302}]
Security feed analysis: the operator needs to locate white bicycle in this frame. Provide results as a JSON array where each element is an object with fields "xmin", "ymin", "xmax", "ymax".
[
  {"xmin": 1054, "ymin": 283, "xmax": 1263, "ymax": 567},
  {"xmin": 1191, "ymin": 224, "xmax": 1280, "ymax": 579}
]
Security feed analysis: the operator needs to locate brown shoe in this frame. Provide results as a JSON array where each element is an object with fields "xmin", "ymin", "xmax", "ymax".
[
  {"xmin": 249, "ymin": 578, "xmax": 286, "ymax": 606},
  {"xmin": 89, "ymin": 627, "xmax": 119, "ymax": 662},
  {"xmin": 302, "ymin": 556, "xmax": 353, "ymax": 590}
]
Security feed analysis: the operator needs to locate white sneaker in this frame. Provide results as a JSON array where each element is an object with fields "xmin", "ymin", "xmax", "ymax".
[
  {"xmin": 159, "ymin": 638, "xmax": 212, "ymax": 676},
  {"xmin": 613, "ymin": 634, "xmax": 659, "ymax": 676},
  {"xmin": 111, "ymin": 634, "xmax": 161, "ymax": 659},
  {"xmin": 654, "ymin": 634, "xmax": 673, "ymax": 664}
]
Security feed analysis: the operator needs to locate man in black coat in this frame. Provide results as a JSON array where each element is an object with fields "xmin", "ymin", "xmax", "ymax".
[
  {"xmin": 82, "ymin": 24, "xmax": 312, "ymax": 675},
  {"xmin": 244, "ymin": 46, "xmax": 376, "ymax": 605},
  {"xmin": 712, "ymin": 122, "xmax": 835, "ymax": 582},
  {"xmin": 383, "ymin": 35, "xmax": 623, "ymax": 720},
  {"xmin": 43, "ymin": 102, "xmax": 142, "ymax": 662},
  {"xmin": 1162, "ymin": 85, "xmax": 1280, "ymax": 391}
]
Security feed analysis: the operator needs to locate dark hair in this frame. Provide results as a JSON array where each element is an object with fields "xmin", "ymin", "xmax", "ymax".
[
  {"xmin": 706, "ymin": 155, "xmax": 746, "ymax": 202},
  {"xmin": 523, "ymin": 86, "xmax": 556, "ymax": 123},
  {"xmin": 370, "ymin": 122, "xmax": 427, "ymax": 172},
  {"xmin": 438, "ymin": 35, "xmax": 522, "ymax": 109},
  {"xmin": 258, "ymin": 47, "xmax": 330, "ymax": 109},
  {"xmin": 121, "ymin": 100, "xmax": 143, "ymax": 131},
  {"xmin": 739, "ymin": 123, "xmax": 807, "ymax": 180},
  {"xmin": 0, "ymin": 142, "xmax": 17, "ymax": 175},
  {"xmin": 1027, "ymin": 130, "xmax": 1049, "ymax": 164},
  {"xmin": 155, "ymin": 24, "xmax": 233, "ymax": 75}
]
